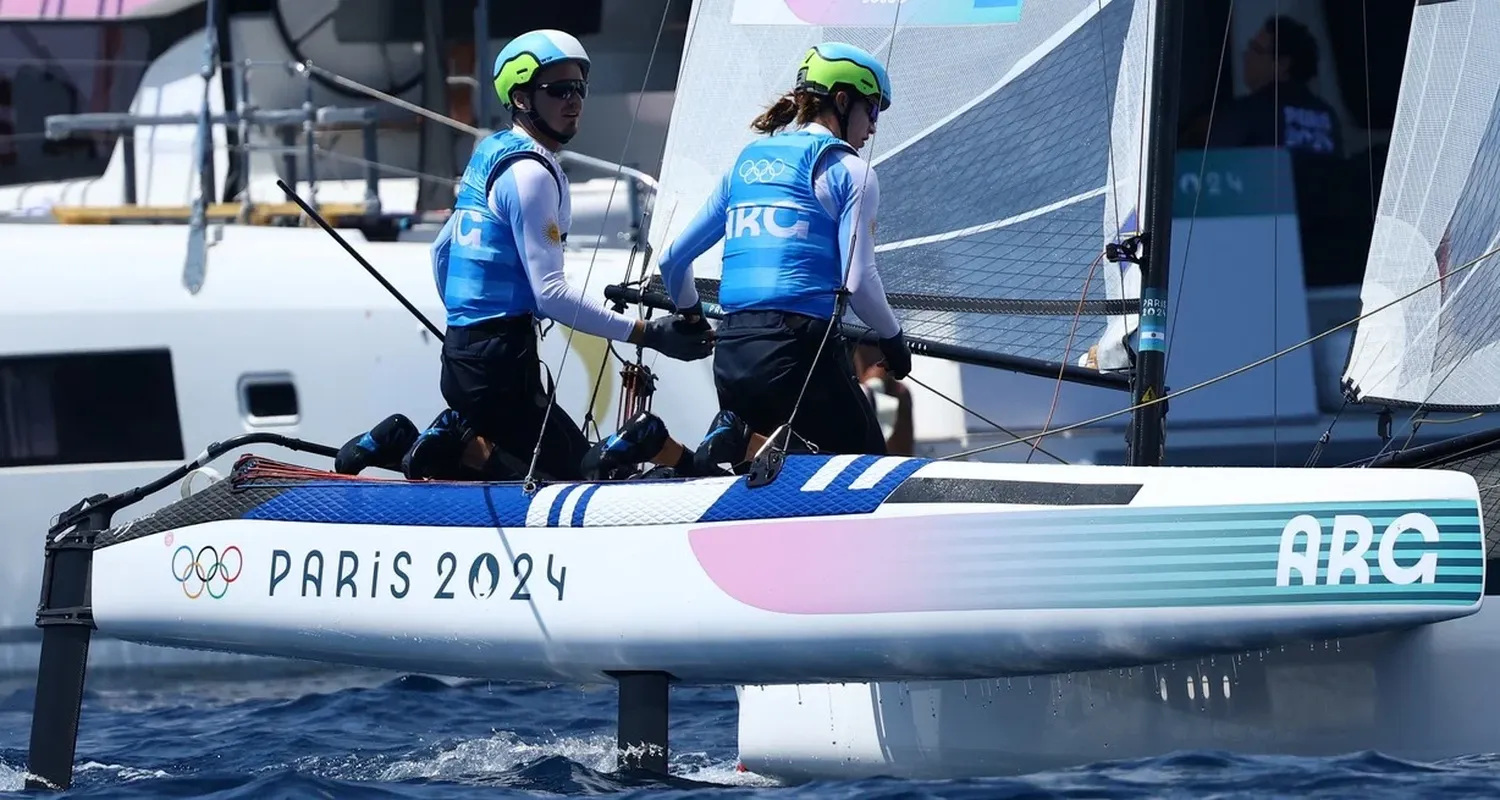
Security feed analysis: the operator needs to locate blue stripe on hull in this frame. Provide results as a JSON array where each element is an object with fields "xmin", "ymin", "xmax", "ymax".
[{"xmin": 243, "ymin": 455, "xmax": 930, "ymax": 528}]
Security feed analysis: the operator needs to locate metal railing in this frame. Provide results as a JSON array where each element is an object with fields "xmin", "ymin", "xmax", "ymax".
[{"xmin": 38, "ymin": 57, "xmax": 658, "ymax": 237}]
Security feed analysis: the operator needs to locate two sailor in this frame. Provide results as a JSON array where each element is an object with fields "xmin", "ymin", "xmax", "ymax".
[{"xmin": 338, "ymin": 33, "xmax": 910, "ymax": 480}]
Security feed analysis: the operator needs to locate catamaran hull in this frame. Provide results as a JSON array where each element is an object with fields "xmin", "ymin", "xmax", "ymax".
[
  {"xmin": 84, "ymin": 453, "xmax": 1484, "ymax": 686},
  {"xmin": 736, "ymin": 603, "xmax": 1500, "ymax": 780}
]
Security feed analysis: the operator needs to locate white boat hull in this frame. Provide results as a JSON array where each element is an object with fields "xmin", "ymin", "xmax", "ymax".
[
  {"xmin": 737, "ymin": 603, "xmax": 1500, "ymax": 780},
  {"xmin": 85, "ymin": 452, "xmax": 1484, "ymax": 685}
]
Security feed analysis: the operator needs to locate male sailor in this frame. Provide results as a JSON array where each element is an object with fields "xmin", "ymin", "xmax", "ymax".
[
  {"xmin": 336, "ymin": 29, "xmax": 713, "ymax": 482},
  {"xmin": 642, "ymin": 42, "xmax": 913, "ymax": 473}
]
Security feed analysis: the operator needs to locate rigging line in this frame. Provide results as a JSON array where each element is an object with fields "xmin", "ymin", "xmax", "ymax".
[
  {"xmin": 1272, "ymin": 2, "xmax": 1281, "ymax": 467},
  {"xmin": 900, "ymin": 373, "xmax": 1067, "ymax": 465},
  {"xmin": 296, "ymin": 61, "xmax": 660, "ymax": 192},
  {"xmin": 311, "ymin": 147, "xmax": 459, "ymax": 185},
  {"xmin": 524, "ymin": 0, "xmax": 678, "ymax": 489},
  {"xmin": 1164, "ymin": 0, "xmax": 1235, "ymax": 372},
  {"xmin": 581, "ymin": 204, "xmax": 669, "ymax": 441},
  {"xmin": 775, "ymin": 4, "xmax": 906, "ymax": 456},
  {"xmin": 628, "ymin": 201, "xmax": 682, "ymax": 408},
  {"xmin": 938, "ymin": 237, "xmax": 1500, "ymax": 462},
  {"xmin": 619, "ymin": 201, "xmax": 681, "ymax": 428},
  {"xmin": 591, "ymin": 0, "xmax": 702, "ymax": 435},
  {"xmin": 1303, "ymin": 399, "xmax": 1347, "ymax": 468},
  {"xmin": 1030, "ymin": 252, "xmax": 1102, "ymax": 464},
  {"xmin": 579, "ymin": 210, "xmax": 656, "ymax": 439}
]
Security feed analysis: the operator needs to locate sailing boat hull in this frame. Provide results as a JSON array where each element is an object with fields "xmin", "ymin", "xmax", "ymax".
[
  {"xmin": 737, "ymin": 604, "xmax": 1500, "ymax": 780},
  {"xmin": 86, "ymin": 453, "xmax": 1483, "ymax": 685}
]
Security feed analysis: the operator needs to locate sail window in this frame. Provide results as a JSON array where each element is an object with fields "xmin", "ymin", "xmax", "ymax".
[{"xmin": 0, "ymin": 349, "xmax": 184, "ymax": 468}]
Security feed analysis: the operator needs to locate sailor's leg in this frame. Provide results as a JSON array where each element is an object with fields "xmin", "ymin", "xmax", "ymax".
[
  {"xmin": 334, "ymin": 413, "xmax": 419, "ymax": 475},
  {"xmin": 529, "ymin": 396, "xmax": 591, "ymax": 481},
  {"xmin": 707, "ymin": 311, "xmax": 806, "ymax": 438},
  {"xmin": 580, "ymin": 411, "xmax": 728, "ymax": 480},
  {"xmin": 420, "ymin": 317, "xmax": 536, "ymax": 480},
  {"xmin": 792, "ymin": 331, "xmax": 889, "ymax": 456},
  {"xmin": 696, "ymin": 310, "xmax": 874, "ymax": 471},
  {"xmin": 402, "ymin": 408, "xmax": 477, "ymax": 480}
]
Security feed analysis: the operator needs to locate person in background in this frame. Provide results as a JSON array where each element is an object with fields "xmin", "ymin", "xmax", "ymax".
[
  {"xmin": 852, "ymin": 341, "xmax": 914, "ymax": 456},
  {"xmin": 1181, "ymin": 14, "xmax": 1343, "ymax": 157}
]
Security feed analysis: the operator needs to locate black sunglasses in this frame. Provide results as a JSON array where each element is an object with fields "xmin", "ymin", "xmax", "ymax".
[{"xmin": 536, "ymin": 79, "xmax": 588, "ymax": 101}]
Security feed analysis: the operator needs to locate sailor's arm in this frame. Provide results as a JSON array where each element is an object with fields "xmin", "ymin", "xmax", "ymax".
[
  {"xmin": 493, "ymin": 160, "xmax": 713, "ymax": 360},
  {"xmin": 822, "ymin": 154, "xmax": 902, "ymax": 340},
  {"xmin": 494, "ymin": 159, "xmax": 642, "ymax": 341},
  {"xmin": 656, "ymin": 171, "xmax": 732, "ymax": 311}
]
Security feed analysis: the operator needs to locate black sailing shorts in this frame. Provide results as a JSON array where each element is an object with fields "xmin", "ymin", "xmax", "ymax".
[
  {"xmin": 438, "ymin": 315, "xmax": 589, "ymax": 481},
  {"xmin": 711, "ymin": 310, "xmax": 887, "ymax": 457}
]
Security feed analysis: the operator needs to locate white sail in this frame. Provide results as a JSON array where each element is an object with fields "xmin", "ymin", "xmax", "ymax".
[
  {"xmin": 1342, "ymin": 0, "xmax": 1500, "ymax": 410},
  {"xmin": 646, "ymin": 0, "xmax": 1157, "ymax": 368}
]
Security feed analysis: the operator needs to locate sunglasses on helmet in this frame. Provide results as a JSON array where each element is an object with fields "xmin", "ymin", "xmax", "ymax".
[{"xmin": 537, "ymin": 79, "xmax": 588, "ymax": 101}]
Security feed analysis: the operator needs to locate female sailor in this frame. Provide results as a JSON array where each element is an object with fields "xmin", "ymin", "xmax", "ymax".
[{"xmin": 654, "ymin": 42, "xmax": 912, "ymax": 470}]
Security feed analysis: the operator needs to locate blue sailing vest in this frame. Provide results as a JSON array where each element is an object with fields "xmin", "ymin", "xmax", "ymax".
[
  {"xmin": 718, "ymin": 129, "xmax": 856, "ymax": 318},
  {"xmin": 433, "ymin": 129, "xmax": 561, "ymax": 328}
]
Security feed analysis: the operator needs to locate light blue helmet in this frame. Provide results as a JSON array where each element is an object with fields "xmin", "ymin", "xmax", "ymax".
[
  {"xmin": 796, "ymin": 42, "xmax": 893, "ymax": 111},
  {"xmin": 492, "ymin": 29, "xmax": 592, "ymax": 111}
]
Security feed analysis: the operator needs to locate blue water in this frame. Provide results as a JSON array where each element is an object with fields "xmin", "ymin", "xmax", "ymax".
[{"xmin": 1, "ymin": 667, "xmax": 1498, "ymax": 798}]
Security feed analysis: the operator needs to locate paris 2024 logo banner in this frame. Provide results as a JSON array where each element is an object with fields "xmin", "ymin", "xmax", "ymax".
[{"xmin": 730, "ymin": 0, "xmax": 1024, "ymax": 26}]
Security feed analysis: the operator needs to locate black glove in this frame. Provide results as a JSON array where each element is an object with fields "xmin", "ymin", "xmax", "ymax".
[
  {"xmin": 878, "ymin": 331, "xmax": 912, "ymax": 380},
  {"xmin": 640, "ymin": 313, "xmax": 714, "ymax": 361},
  {"xmin": 677, "ymin": 300, "xmax": 711, "ymax": 335}
]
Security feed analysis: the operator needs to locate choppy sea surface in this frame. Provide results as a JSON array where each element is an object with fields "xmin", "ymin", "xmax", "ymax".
[{"xmin": 1, "ymin": 666, "xmax": 1497, "ymax": 798}]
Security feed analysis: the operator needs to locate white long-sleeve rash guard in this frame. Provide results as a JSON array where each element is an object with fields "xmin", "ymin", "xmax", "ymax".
[
  {"xmin": 656, "ymin": 124, "xmax": 903, "ymax": 340},
  {"xmin": 487, "ymin": 151, "xmax": 638, "ymax": 342}
]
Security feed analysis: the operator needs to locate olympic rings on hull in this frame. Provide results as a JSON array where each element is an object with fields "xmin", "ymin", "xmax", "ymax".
[{"xmin": 171, "ymin": 544, "xmax": 244, "ymax": 599}]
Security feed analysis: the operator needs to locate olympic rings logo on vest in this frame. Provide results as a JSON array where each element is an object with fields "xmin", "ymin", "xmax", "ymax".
[
  {"xmin": 171, "ymin": 544, "xmax": 244, "ymax": 599},
  {"xmin": 738, "ymin": 158, "xmax": 787, "ymax": 184}
]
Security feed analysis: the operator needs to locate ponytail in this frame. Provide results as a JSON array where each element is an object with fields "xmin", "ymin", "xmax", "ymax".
[
  {"xmin": 750, "ymin": 92, "xmax": 799, "ymax": 134},
  {"xmin": 750, "ymin": 90, "xmax": 835, "ymax": 136}
]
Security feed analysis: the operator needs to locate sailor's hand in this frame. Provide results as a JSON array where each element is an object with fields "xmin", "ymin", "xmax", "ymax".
[
  {"xmin": 641, "ymin": 314, "xmax": 715, "ymax": 361},
  {"xmin": 878, "ymin": 331, "xmax": 912, "ymax": 380},
  {"xmin": 676, "ymin": 301, "xmax": 711, "ymax": 335}
]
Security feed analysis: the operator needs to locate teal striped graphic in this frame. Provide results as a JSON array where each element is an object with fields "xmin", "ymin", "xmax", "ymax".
[{"xmin": 916, "ymin": 499, "xmax": 1486, "ymax": 610}]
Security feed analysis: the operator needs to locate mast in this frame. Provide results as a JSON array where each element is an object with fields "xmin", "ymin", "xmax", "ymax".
[{"xmin": 1127, "ymin": 0, "xmax": 1185, "ymax": 467}]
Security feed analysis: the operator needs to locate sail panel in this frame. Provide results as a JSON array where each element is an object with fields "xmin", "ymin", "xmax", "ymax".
[
  {"xmin": 644, "ymin": 0, "xmax": 1156, "ymax": 366},
  {"xmin": 1342, "ymin": 0, "xmax": 1500, "ymax": 410}
]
